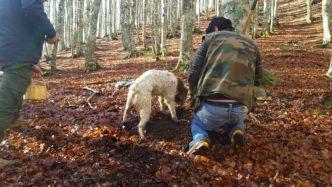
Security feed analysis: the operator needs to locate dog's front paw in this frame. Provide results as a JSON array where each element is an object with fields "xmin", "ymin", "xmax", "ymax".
[
  {"xmin": 139, "ymin": 135, "xmax": 146, "ymax": 140},
  {"xmin": 138, "ymin": 128, "xmax": 147, "ymax": 139}
]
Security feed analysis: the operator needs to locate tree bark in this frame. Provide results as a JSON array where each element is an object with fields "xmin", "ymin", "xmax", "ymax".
[
  {"xmin": 161, "ymin": 0, "xmax": 168, "ymax": 56},
  {"xmin": 270, "ymin": 0, "xmax": 277, "ymax": 32},
  {"xmin": 262, "ymin": 0, "xmax": 271, "ymax": 35},
  {"xmin": 322, "ymin": 0, "xmax": 331, "ymax": 45},
  {"xmin": 120, "ymin": 0, "xmax": 136, "ymax": 57},
  {"xmin": 170, "ymin": 0, "xmax": 178, "ymax": 38},
  {"xmin": 76, "ymin": 0, "xmax": 84, "ymax": 57},
  {"xmin": 205, "ymin": 0, "xmax": 209, "ymax": 19},
  {"xmin": 175, "ymin": 0, "xmax": 194, "ymax": 71},
  {"xmin": 152, "ymin": 0, "xmax": 162, "ymax": 58},
  {"xmin": 197, "ymin": 0, "xmax": 201, "ymax": 31},
  {"xmin": 219, "ymin": 0, "xmax": 250, "ymax": 32},
  {"xmin": 218, "ymin": 0, "xmax": 223, "ymax": 16},
  {"xmin": 142, "ymin": 0, "xmax": 148, "ymax": 49},
  {"xmin": 85, "ymin": 0, "xmax": 102, "ymax": 72},
  {"xmin": 306, "ymin": 0, "xmax": 313, "ymax": 23},
  {"xmin": 51, "ymin": 0, "xmax": 65, "ymax": 71},
  {"xmin": 252, "ymin": 0, "xmax": 260, "ymax": 38}
]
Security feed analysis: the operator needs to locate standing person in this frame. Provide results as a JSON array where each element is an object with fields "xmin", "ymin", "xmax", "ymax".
[
  {"xmin": 0, "ymin": 0, "xmax": 59, "ymax": 148},
  {"xmin": 187, "ymin": 17, "xmax": 263, "ymax": 155}
]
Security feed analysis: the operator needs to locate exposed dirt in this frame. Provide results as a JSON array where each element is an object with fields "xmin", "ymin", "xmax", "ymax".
[{"xmin": 0, "ymin": 0, "xmax": 331, "ymax": 186}]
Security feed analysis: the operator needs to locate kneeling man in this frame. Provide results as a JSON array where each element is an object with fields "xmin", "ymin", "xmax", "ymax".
[{"xmin": 187, "ymin": 17, "xmax": 263, "ymax": 155}]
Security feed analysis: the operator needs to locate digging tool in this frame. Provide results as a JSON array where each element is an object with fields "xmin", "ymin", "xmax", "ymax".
[{"xmin": 242, "ymin": 0, "xmax": 259, "ymax": 34}]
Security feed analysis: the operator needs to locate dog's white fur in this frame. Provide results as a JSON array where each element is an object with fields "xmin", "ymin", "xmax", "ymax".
[{"xmin": 123, "ymin": 70, "xmax": 183, "ymax": 138}]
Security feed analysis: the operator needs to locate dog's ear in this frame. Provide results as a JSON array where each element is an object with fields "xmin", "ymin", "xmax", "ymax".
[{"xmin": 175, "ymin": 78, "xmax": 188, "ymax": 106}]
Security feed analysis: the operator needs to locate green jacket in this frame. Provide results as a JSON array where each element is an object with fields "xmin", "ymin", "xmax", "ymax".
[{"xmin": 188, "ymin": 31, "xmax": 263, "ymax": 111}]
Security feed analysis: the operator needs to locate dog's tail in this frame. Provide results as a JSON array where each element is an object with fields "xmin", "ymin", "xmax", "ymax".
[{"xmin": 123, "ymin": 88, "xmax": 135, "ymax": 122}]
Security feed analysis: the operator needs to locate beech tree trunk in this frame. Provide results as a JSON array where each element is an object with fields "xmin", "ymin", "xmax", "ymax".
[
  {"xmin": 142, "ymin": 0, "xmax": 148, "ymax": 49},
  {"xmin": 85, "ymin": 0, "xmax": 102, "ymax": 72},
  {"xmin": 175, "ymin": 0, "xmax": 194, "ymax": 71},
  {"xmin": 306, "ymin": 0, "xmax": 313, "ymax": 23},
  {"xmin": 51, "ymin": 0, "xmax": 65, "ymax": 71},
  {"xmin": 120, "ymin": 0, "xmax": 136, "ymax": 57},
  {"xmin": 152, "ymin": 0, "xmax": 162, "ymax": 59},
  {"xmin": 73, "ymin": 0, "xmax": 84, "ymax": 57},
  {"xmin": 205, "ymin": 0, "xmax": 209, "ymax": 19},
  {"xmin": 270, "ymin": 0, "xmax": 278, "ymax": 32},
  {"xmin": 219, "ymin": 0, "xmax": 250, "ymax": 32},
  {"xmin": 262, "ymin": 0, "xmax": 271, "ymax": 35},
  {"xmin": 322, "ymin": 0, "xmax": 331, "ymax": 45},
  {"xmin": 252, "ymin": 0, "xmax": 259, "ymax": 37},
  {"xmin": 161, "ymin": 0, "xmax": 168, "ymax": 56},
  {"xmin": 169, "ymin": 0, "xmax": 178, "ymax": 38}
]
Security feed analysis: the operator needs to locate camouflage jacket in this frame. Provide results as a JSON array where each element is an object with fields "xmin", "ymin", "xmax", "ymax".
[{"xmin": 187, "ymin": 31, "xmax": 263, "ymax": 111}]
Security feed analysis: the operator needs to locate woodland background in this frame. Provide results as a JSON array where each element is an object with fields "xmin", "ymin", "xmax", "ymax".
[{"xmin": 0, "ymin": 0, "xmax": 331, "ymax": 186}]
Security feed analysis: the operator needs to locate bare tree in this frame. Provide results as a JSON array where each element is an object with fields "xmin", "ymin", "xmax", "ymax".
[
  {"xmin": 142, "ymin": 0, "xmax": 148, "ymax": 49},
  {"xmin": 219, "ymin": 0, "xmax": 250, "ymax": 32},
  {"xmin": 175, "ymin": 0, "xmax": 194, "ymax": 71},
  {"xmin": 252, "ymin": 0, "xmax": 260, "ymax": 37},
  {"xmin": 51, "ymin": 0, "xmax": 65, "ymax": 71},
  {"xmin": 72, "ymin": 0, "xmax": 84, "ymax": 58},
  {"xmin": 262, "ymin": 0, "xmax": 271, "ymax": 35},
  {"xmin": 85, "ymin": 0, "xmax": 102, "ymax": 72},
  {"xmin": 169, "ymin": 0, "xmax": 178, "ymax": 38},
  {"xmin": 161, "ymin": 0, "xmax": 168, "ymax": 56},
  {"xmin": 270, "ymin": 0, "xmax": 278, "ymax": 32},
  {"xmin": 152, "ymin": 0, "xmax": 162, "ymax": 59},
  {"xmin": 306, "ymin": 0, "xmax": 313, "ymax": 23},
  {"xmin": 120, "ymin": 0, "xmax": 136, "ymax": 57},
  {"xmin": 322, "ymin": 0, "xmax": 331, "ymax": 45}
]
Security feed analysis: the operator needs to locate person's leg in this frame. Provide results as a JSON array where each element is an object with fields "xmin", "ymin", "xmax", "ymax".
[
  {"xmin": 190, "ymin": 114, "xmax": 210, "ymax": 145},
  {"xmin": 199, "ymin": 102, "xmax": 231, "ymax": 145},
  {"xmin": 187, "ymin": 105, "xmax": 211, "ymax": 155},
  {"xmin": 227, "ymin": 105, "xmax": 247, "ymax": 147},
  {"xmin": 188, "ymin": 102, "xmax": 230, "ymax": 154},
  {"xmin": 0, "ymin": 62, "xmax": 34, "ymax": 141}
]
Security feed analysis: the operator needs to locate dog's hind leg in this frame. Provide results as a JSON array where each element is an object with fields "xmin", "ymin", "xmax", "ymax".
[
  {"xmin": 137, "ymin": 97, "xmax": 151, "ymax": 139},
  {"xmin": 164, "ymin": 98, "xmax": 178, "ymax": 122},
  {"xmin": 123, "ymin": 89, "xmax": 134, "ymax": 122}
]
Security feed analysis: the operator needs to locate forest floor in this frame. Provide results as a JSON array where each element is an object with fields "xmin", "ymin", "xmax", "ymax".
[{"xmin": 1, "ymin": 0, "xmax": 331, "ymax": 186}]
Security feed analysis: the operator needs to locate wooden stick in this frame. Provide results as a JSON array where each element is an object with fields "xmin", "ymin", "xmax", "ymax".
[
  {"xmin": 241, "ymin": 0, "xmax": 259, "ymax": 34},
  {"xmin": 86, "ymin": 92, "xmax": 97, "ymax": 110},
  {"xmin": 83, "ymin": 86, "xmax": 99, "ymax": 110},
  {"xmin": 83, "ymin": 86, "xmax": 99, "ymax": 94}
]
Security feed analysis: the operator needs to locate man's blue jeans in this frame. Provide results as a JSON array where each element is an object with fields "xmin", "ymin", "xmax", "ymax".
[{"xmin": 189, "ymin": 102, "xmax": 247, "ymax": 148}]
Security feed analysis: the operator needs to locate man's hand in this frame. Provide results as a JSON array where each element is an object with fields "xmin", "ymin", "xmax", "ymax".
[
  {"xmin": 32, "ymin": 65, "xmax": 43, "ymax": 78},
  {"xmin": 47, "ymin": 34, "xmax": 60, "ymax": 44}
]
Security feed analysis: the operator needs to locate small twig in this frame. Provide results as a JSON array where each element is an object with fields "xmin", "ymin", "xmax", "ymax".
[
  {"xmin": 83, "ymin": 86, "xmax": 99, "ymax": 110},
  {"xmin": 273, "ymin": 171, "xmax": 279, "ymax": 181},
  {"xmin": 270, "ymin": 171, "xmax": 279, "ymax": 185},
  {"xmin": 83, "ymin": 86, "xmax": 99, "ymax": 94},
  {"xmin": 86, "ymin": 92, "xmax": 97, "ymax": 110},
  {"xmin": 249, "ymin": 113, "xmax": 262, "ymax": 125}
]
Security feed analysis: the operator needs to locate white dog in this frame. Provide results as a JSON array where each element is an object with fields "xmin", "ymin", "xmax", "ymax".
[{"xmin": 123, "ymin": 70, "xmax": 188, "ymax": 138}]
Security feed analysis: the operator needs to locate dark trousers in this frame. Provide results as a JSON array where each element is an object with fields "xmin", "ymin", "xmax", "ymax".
[{"xmin": 0, "ymin": 62, "xmax": 34, "ymax": 139}]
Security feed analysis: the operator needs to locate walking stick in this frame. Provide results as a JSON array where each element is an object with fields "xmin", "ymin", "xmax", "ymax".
[{"xmin": 242, "ymin": 0, "xmax": 259, "ymax": 34}]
